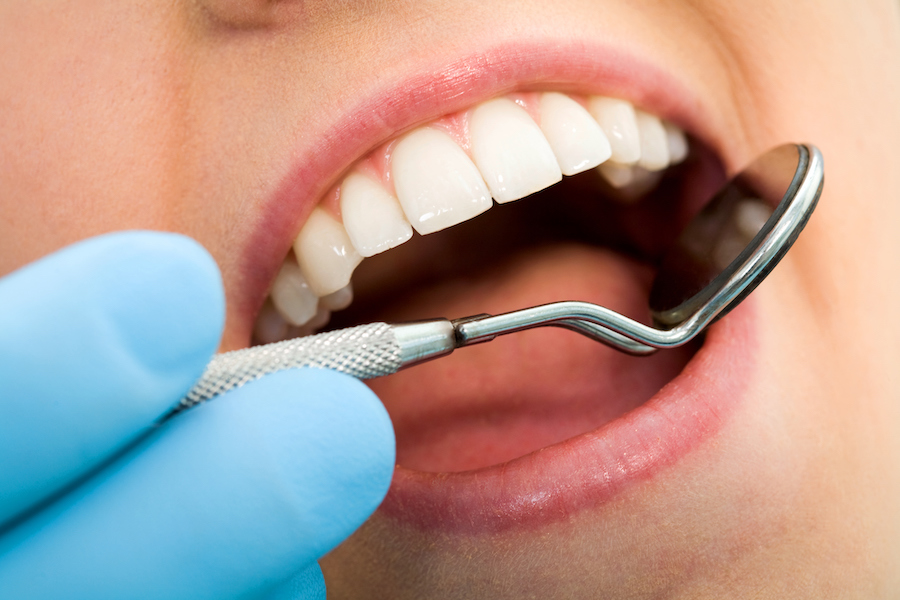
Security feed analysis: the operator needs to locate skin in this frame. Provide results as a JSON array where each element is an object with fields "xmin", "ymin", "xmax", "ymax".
[{"xmin": 2, "ymin": 0, "xmax": 900, "ymax": 597}]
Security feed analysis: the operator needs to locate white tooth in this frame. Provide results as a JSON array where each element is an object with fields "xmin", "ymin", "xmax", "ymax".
[
  {"xmin": 597, "ymin": 161, "xmax": 637, "ymax": 189},
  {"xmin": 253, "ymin": 299, "xmax": 291, "ymax": 344},
  {"xmin": 597, "ymin": 163, "xmax": 663, "ymax": 202},
  {"xmin": 320, "ymin": 283, "xmax": 353, "ymax": 311},
  {"xmin": 469, "ymin": 97, "xmax": 562, "ymax": 203},
  {"xmin": 285, "ymin": 306, "xmax": 331, "ymax": 339},
  {"xmin": 270, "ymin": 258, "xmax": 320, "ymax": 327},
  {"xmin": 735, "ymin": 199, "xmax": 772, "ymax": 240},
  {"xmin": 588, "ymin": 97, "xmax": 641, "ymax": 165},
  {"xmin": 610, "ymin": 167, "xmax": 663, "ymax": 203},
  {"xmin": 294, "ymin": 207, "xmax": 363, "ymax": 296},
  {"xmin": 340, "ymin": 172, "xmax": 413, "ymax": 257},
  {"xmin": 635, "ymin": 110, "xmax": 670, "ymax": 171},
  {"xmin": 295, "ymin": 306, "xmax": 332, "ymax": 337},
  {"xmin": 664, "ymin": 121, "xmax": 689, "ymax": 164},
  {"xmin": 392, "ymin": 127, "xmax": 492, "ymax": 235},
  {"xmin": 538, "ymin": 92, "xmax": 612, "ymax": 176}
]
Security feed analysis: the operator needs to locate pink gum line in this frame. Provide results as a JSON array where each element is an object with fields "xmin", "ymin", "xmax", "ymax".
[{"xmin": 319, "ymin": 91, "xmax": 592, "ymax": 219}]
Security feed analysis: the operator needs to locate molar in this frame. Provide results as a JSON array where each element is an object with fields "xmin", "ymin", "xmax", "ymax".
[
  {"xmin": 293, "ymin": 207, "xmax": 363, "ymax": 296},
  {"xmin": 538, "ymin": 92, "xmax": 612, "ymax": 176},
  {"xmin": 392, "ymin": 127, "xmax": 493, "ymax": 235},
  {"xmin": 469, "ymin": 97, "xmax": 563, "ymax": 203},
  {"xmin": 588, "ymin": 97, "xmax": 641, "ymax": 165},
  {"xmin": 340, "ymin": 172, "xmax": 413, "ymax": 257}
]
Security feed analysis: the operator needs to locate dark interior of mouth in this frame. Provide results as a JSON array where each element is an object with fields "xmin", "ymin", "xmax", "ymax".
[{"xmin": 328, "ymin": 143, "xmax": 726, "ymax": 473}]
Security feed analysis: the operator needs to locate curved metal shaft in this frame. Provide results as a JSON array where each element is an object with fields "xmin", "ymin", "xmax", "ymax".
[{"xmin": 173, "ymin": 144, "xmax": 822, "ymax": 415}]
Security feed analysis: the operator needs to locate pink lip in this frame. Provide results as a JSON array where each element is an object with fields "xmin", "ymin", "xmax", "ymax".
[
  {"xmin": 230, "ymin": 38, "xmax": 748, "ymax": 533},
  {"xmin": 231, "ymin": 40, "xmax": 726, "ymax": 345},
  {"xmin": 380, "ymin": 302, "xmax": 756, "ymax": 534}
]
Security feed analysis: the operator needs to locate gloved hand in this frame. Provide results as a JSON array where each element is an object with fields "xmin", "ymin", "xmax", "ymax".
[{"xmin": 0, "ymin": 232, "xmax": 394, "ymax": 600}]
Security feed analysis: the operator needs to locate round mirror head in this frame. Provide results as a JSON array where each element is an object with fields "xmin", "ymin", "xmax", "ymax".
[{"xmin": 649, "ymin": 144, "xmax": 822, "ymax": 329}]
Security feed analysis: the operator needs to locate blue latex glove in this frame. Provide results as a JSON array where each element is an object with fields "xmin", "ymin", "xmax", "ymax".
[{"xmin": 0, "ymin": 232, "xmax": 394, "ymax": 599}]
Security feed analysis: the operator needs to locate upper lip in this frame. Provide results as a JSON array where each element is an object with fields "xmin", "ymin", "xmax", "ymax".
[
  {"xmin": 225, "ymin": 39, "xmax": 738, "ymax": 349},
  {"xmin": 220, "ymin": 37, "xmax": 757, "ymax": 533}
]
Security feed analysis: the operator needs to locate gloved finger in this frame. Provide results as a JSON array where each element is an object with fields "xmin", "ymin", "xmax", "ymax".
[
  {"xmin": 0, "ymin": 231, "xmax": 224, "ymax": 527},
  {"xmin": 0, "ymin": 369, "xmax": 395, "ymax": 600},
  {"xmin": 262, "ymin": 563, "xmax": 326, "ymax": 600}
]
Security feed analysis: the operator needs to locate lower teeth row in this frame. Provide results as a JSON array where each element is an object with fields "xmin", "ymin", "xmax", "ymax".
[{"xmin": 253, "ymin": 91, "xmax": 689, "ymax": 344}]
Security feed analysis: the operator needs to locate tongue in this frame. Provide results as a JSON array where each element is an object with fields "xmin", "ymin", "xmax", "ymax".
[{"xmin": 363, "ymin": 242, "xmax": 695, "ymax": 473}]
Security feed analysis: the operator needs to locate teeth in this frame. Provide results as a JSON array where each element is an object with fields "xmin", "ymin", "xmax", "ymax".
[
  {"xmin": 712, "ymin": 199, "xmax": 774, "ymax": 270},
  {"xmin": 588, "ymin": 97, "xmax": 641, "ymax": 165},
  {"xmin": 257, "ymin": 91, "xmax": 693, "ymax": 345},
  {"xmin": 297, "ymin": 305, "xmax": 332, "ymax": 335},
  {"xmin": 340, "ymin": 172, "xmax": 413, "ymax": 257},
  {"xmin": 293, "ymin": 207, "xmax": 362, "ymax": 296},
  {"xmin": 635, "ymin": 110, "xmax": 670, "ymax": 171},
  {"xmin": 597, "ymin": 161, "xmax": 637, "ymax": 189},
  {"xmin": 319, "ymin": 283, "xmax": 353, "ymax": 311},
  {"xmin": 734, "ymin": 199, "xmax": 772, "ymax": 240},
  {"xmin": 598, "ymin": 164, "xmax": 664, "ymax": 202},
  {"xmin": 270, "ymin": 258, "xmax": 320, "ymax": 326},
  {"xmin": 253, "ymin": 299, "xmax": 291, "ymax": 344},
  {"xmin": 469, "ymin": 98, "xmax": 562, "ymax": 203},
  {"xmin": 392, "ymin": 127, "xmax": 493, "ymax": 235},
  {"xmin": 664, "ymin": 122, "xmax": 689, "ymax": 164},
  {"xmin": 538, "ymin": 92, "xmax": 612, "ymax": 176}
]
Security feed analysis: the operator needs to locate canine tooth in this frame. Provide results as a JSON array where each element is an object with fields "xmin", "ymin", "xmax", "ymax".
[
  {"xmin": 392, "ymin": 127, "xmax": 492, "ymax": 235},
  {"xmin": 294, "ymin": 207, "xmax": 363, "ymax": 296},
  {"xmin": 270, "ymin": 258, "xmax": 320, "ymax": 326},
  {"xmin": 340, "ymin": 172, "xmax": 413, "ymax": 257},
  {"xmin": 253, "ymin": 299, "xmax": 291, "ymax": 344},
  {"xmin": 664, "ymin": 122, "xmax": 689, "ymax": 164},
  {"xmin": 538, "ymin": 92, "xmax": 612, "ymax": 176},
  {"xmin": 635, "ymin": 110, "xmax": 670, "ymax": 171},
  {"xmin": 469, "ymin": 98, "xmax": 562, "ymax": 203},
  {"xmin": 320, "ymin": 283, "xmax": 353, "ymax": 311},
  {"xmin": 588, "ymin": 97, "xmax": 641, "ymax": 165}
]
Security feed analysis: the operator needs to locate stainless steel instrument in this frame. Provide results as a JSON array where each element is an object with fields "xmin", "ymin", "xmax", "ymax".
[{"xmin": 169, "ymin": 144, "xmax": 823, "ymax": 416}]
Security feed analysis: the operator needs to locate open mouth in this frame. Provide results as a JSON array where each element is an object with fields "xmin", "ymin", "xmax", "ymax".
[{"xmin": 245, "ymin": 84, "xmax": 749, "ymax": 533}]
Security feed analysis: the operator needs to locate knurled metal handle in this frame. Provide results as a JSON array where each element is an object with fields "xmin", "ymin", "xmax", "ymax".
[{"xmin": 168, "ymin": 322, "xmax": 402, "ymax": 416}]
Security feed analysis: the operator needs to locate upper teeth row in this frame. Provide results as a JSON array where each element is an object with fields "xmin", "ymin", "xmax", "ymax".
[{"xmin": 254, "ymin": 92, "xmax": 688, "ymax": 344}]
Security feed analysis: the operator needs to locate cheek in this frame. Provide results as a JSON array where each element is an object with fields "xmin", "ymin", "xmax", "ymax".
[{"xmin": 0, "ymin": 2, "xmax": 190, "ymax": 276}]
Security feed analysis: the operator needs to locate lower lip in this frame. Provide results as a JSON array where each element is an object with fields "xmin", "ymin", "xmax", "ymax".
[{"xmin": 378, "ymin": 301, "xmax": 756, "ymax": 535}]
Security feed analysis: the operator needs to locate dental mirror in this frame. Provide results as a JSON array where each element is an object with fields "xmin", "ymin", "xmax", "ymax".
[
  {"xmin": 649, "ymin": 143, "xmax": 821, "ymax": 328},
  {"xmin": 173, "ymin": 144, "xmax": 824, "ymax": 414}
]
